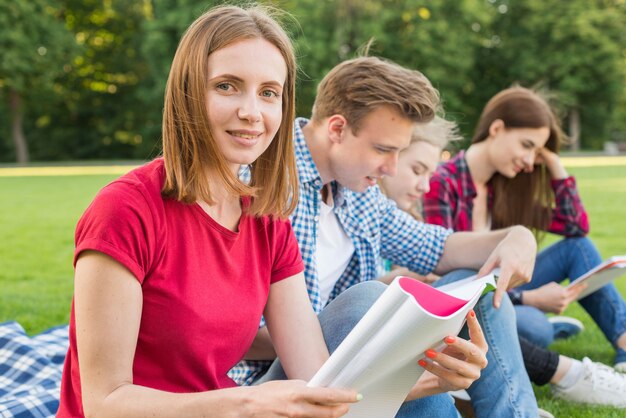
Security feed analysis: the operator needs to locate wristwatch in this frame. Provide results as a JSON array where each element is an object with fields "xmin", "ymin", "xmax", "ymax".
[{"xmin": 508, "ymin": 289, "xmax": 524, "ymax": 305}]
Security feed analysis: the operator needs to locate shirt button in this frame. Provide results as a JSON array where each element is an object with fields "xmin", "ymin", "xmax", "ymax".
[{"xmin": 314, "ymin": 216, "xmax": 319, "ymax": 222}]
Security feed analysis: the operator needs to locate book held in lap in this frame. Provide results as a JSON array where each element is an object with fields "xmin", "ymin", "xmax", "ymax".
[{"xmin": 308, "ymin": 273, "xmax": 496, "ymax": 418}]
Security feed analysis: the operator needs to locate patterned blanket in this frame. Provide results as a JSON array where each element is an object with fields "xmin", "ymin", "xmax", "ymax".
[{"xmin": 0, "ymin": 322, "xmax": 69, "ymax": 418}]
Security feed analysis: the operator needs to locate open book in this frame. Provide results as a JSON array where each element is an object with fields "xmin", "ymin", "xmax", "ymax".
[
  {"xmin": 567, "ymin": 255, "xmax": 626, "ymax": 300},
  {"xmin": 307, "ymin": 273, "xmax": 497, "ymax": 418}
]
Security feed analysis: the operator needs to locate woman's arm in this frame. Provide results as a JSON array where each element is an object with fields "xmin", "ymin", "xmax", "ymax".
[
  {"xmin": 536, "ymin": 148, "xmax": 589, "ymax": 236},
  {"xmin": 75, "ymin": 252, "xmax": 358, "ymax": 418},
  {"xmin": 243, "ymin": 326, "xmax": 276, "ymax": 360},
  {"xmin": 264, "ymin": 273, "xmax": 329, "ymax": 380}
]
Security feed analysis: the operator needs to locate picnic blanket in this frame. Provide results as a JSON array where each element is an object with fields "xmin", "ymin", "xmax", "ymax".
[{"xmin": 0, "ymin": 321, "xmax": 69, "ymax": 418}]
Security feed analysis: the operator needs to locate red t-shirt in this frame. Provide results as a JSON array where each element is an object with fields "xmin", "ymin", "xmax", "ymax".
[{"xmin": 57, "ymin": 159, "xmax": 304, "ymax": 416}]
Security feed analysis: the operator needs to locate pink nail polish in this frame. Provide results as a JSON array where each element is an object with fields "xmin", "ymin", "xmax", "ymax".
[
  {"xmin": 418, "ymin": 359, "xmax": 427, "ymax": 367},
  {"xmin": 444, "ymin": 336, "xmax": 456, "ymax": 344},
  {"xmin": 425, "ymin": 349, "xmax": 437, "ymax": 359}
]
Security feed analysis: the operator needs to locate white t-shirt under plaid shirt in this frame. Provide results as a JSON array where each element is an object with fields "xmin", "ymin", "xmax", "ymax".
[{"xmin": 228, "ymin": 117, "xmax": 452, "ymax": 385}]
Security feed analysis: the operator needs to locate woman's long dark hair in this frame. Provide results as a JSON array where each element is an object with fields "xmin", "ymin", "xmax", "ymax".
[{"xmin": 472, "ymin": 86, "xmax": 564, "ymax": 237}]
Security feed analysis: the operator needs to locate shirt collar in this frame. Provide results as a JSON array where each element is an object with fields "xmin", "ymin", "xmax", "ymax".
[
  {"xmin": 294, "ymin": 118, "xmax": 323, "ymax": 189},
  {"xmin": 455, "ymin": 150, "xmax": 477, "ymax": 199},
  {"xmin": 294, "ymin": 117, "xmax": 348, "ymax": 207}
]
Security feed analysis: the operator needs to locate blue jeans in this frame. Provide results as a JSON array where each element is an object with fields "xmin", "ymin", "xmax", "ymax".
[
  {"xmin": 516, "ymin": 237, "xmax": 626, "ymax": 348},
  {"xmin": 255, "ymin": 281, "xmax": 459, "ymax": 417},
  {"xmin": 435, "ymin": 269, "xmax": 539, "ymax": 418},
  {"xmin": 514, "ymin": 305, "xmax": 554, "ymax": 348}
]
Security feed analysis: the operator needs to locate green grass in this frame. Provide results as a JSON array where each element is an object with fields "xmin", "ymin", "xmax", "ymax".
[
  {"xmin": 0, "ymin": 174, "xmax": 118, "ymax": 333},
  {"xmin": 533, "ymin": 164, "xmax": 626, "ymax": 417},
  {"xmin": 1, "ymin": 161, "xmax": 625, "ymax": 416}
]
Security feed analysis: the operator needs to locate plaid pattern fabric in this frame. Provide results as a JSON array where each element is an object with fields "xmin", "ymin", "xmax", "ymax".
[
  {"xmin": 423, "ymin": 150, "xmax": 588, "ymax": 236},
  {"xmin": 229, "ymin": 118, "xmax": 452, "ymax": 385},
  {"xmin": 0, "ymin": 321, "xmax": 69, "ymax": 418}
]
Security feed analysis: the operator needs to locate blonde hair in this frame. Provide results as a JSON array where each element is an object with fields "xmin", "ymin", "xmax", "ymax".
[
  {"xmin": 161, "ymin": 5, "xmax": 298, "ymax": 218},
  {"xmin": 411, "ymin": 116, "xmax": 462, "ymax": 150},
  {"xmin": 310, "ymin": 56, "xmax": 440, "ymax": 132}
]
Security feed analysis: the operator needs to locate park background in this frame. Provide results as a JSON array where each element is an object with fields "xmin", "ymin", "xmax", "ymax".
[
  {"xmin": 2, "ymin": 0, "xmax": 626, "ymax": 163},
  {"xmin": 1, "ymin": 1, "xmax": 626, "ymax": 417}
]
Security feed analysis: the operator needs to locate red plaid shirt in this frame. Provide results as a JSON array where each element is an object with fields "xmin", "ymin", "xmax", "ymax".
[{"xmin": 423, "ymin": 151, "xmax": 589, "ymax": 237}]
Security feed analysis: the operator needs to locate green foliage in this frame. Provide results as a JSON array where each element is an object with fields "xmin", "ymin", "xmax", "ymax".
[
  {"xmin": 28, "ymin": 1, "xmax": 155, "ymax": 161},
  {"xmin": 1, "ymin": 0, "xmax": 625, "ymax": 161},
  {"xmin": 0, "ymin": 0, "xmax": 76, "ymax": 93},
  {"xmin": 282, "ymin": 0, "xmax": 489, "ymax": 120},
  {"xmin": 0, "ymin": 0, "xmax": 78, "ymax": 161},
  {"xmin": 472, "ymin": 0, "xmax": 626, "ymax": 148},
  {"xmin": 138, "ymin": 0, "xmax": 221, "ymax": 156}
]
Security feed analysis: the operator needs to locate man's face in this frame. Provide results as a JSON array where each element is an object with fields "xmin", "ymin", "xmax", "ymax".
[{"xmin": 327, "ymin": 106, "xmax": 414, "ymax": 192}]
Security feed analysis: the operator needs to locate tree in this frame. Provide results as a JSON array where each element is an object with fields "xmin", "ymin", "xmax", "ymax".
[
  {"xmin": 0, "ymin": 0, "xmax": 77, "ymax": 162},
  {"xmin": 34, "ymin": 0, "xmax": 154, "ymax": 161},
  {"xmin": 281, "ymin": 0, "xmax": 488, "ymax": 133},
  {"xmin": 138, "ymin": 0, "xmax": 220, "ymax": 157},
  {"xmin": 472, "ymin": 0, "xmax": 626, "ymax": 149}
]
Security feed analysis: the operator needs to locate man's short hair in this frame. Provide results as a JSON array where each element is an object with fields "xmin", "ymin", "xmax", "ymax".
[{"xmin": 311, "ymin": 56, "xmax": 440, "ymax": 132}]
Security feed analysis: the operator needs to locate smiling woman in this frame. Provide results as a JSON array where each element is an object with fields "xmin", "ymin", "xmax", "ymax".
[
  {"xmin": 423, "ymin": 86, "xmax": 626, "ymax": 389},
  {"xmin": 379, "ymin": 116, "xmax": 460, "ymax": 214},
  {"xmin": 55, "ymin": 5, "xmax": 361, "ymax": 418},
  {"xmin": 205, "ymin": 37, "xmax": 286, "ymax": 169}
]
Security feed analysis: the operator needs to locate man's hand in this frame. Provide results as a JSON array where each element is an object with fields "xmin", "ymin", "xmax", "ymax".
[
  {"xmin": 477, "ymin": 226, "xmax": 537, "ymax": 308},
  {"xmin": 522, "ymin": 282, "xmax": 587, "ymax": 314}
]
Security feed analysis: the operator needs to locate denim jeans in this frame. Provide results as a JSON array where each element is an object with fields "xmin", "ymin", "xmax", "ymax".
[
  {"xmin": 514, "ymin": 305, "xmax": 554, "ymax": 347},
  {"xmin": 516, "ymin": 237, "xmax": 626, "ymax": 348},
  {"xmin": 434, "ymin": 269, "xmax": 539, "ymax": 418},
  {"xmin": 254, "ymin": 281, "xmax": 459, "ymax": 417}
]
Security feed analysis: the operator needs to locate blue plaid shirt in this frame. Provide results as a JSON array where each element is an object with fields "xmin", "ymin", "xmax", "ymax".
[{"xmin": 229, "ymin": 118, "xmax": 452, "ymax": 385}]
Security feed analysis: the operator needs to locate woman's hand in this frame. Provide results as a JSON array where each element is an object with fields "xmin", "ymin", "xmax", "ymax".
[
  {"xmin": 406, "ymin": 310, "xmax": 488, "ymax": 400},
  {"xmin": 522, "ymin": 281, "xmax": 587, "ymax": 314},
  {"xmin": 247, "ymin": 380, "xmax": 360, "ymax": 417},
  {"xmin": 534, "ymin": 148, "xmax": 568, "ymax": 180}
]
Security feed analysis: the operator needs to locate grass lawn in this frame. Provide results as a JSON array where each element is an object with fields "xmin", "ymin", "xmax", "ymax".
[
  {"xmin": 0, "ymin": 169, "xmax": 124, "ymax": 333},
  {"xmin": 1, "ymin": 158, "xmax": 625, "ymax": 417}
]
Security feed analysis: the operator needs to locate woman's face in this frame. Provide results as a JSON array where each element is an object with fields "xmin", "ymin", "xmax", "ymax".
[
  {"xmin": 381, "ymin": 141, "xmax": 440, "ymax": 212},
  {"xmin": 205, "ymin": 38, "xmax": 287, "ymax": 172},
  {"xmin": 488, "ymin": 121, "xmax": 550, "ymax": 178}
]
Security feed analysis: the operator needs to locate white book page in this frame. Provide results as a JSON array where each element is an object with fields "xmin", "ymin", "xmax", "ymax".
[
  {"xmin": 567, "ymin": 255, "xmax": 626, "ymax": 300},
  {"xmin": 307, "ymin": 276, "xmax": 489, "ymax": 418}
]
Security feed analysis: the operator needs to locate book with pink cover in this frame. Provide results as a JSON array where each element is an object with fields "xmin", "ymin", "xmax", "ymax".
[
  {"xmin": 307, "ymin": 273, "xmax": 496, "ymax": 418},
  {"xmin": 567, "ymin": 255, "xmax": 626, "ymax": 300}
]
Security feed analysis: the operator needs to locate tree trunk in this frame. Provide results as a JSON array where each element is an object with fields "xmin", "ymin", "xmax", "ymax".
[
  {"xmin": 9, "ymin": 88, "xmax": 29, "ymax": 163},
  {"xmin": 568, "ymin": 108, "xmax": 580, "ymax": 152}
]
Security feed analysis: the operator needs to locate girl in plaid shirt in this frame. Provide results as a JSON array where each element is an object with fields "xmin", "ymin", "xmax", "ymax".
[
  {"xmin": 424, "ymin": 86, "xmax": 626, "ymax": 374},
  {"xmin": 383, "ymin": 112, "xmax": 626, "ymax": 408}
]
